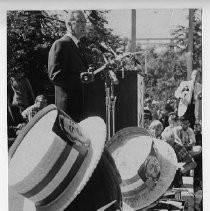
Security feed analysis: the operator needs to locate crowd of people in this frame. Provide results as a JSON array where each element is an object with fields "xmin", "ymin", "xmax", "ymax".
[
  {"xmin": 8, "ymin": 10, "xmax": 202, "ymax": 211},
  {"xmin": 143, "ymin": 69, "xmax": 202, "ymax": 192}
]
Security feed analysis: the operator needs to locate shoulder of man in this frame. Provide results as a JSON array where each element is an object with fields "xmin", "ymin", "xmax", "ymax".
[
  {"xmin": 22, "ymin": 104, "xmax": 35, "ymax": 115},
  {"xmin": 179, "ymin": 80, "xmax": 190, "ymax": 87},
  {"xmin": 50, "ymin": 35, "xmax": 74, "ymax": 53},
  {"xmin": 173, "ymin": 125, "xmax": 181, "ymax": 133},
  {"xmin": 162, "ymin": 126, "xmax": 170, "ymax": 132},
  {"xmin": 187, "ymin": 127, "xmax": 195, "ymax": 134}
]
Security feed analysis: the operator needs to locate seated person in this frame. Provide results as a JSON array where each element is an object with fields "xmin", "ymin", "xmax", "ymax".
[
  {"xmin": 21, "ymin": 94, "xmax": 48, "ymax": 122},
  {"xmin": 148, "ymin": 120, "xmax": 163, "ymax": 139},
  {"xmin": 161, "ymin": 114, "xmax": 197, "ymax": 174},
  {"xmin": 159, "ymin": 103, "xmax": 175, "ymax": 130},
  {"xmin": 144, "ymin": 108, "xmax": 152, "ymax": 129},
  {"xmin": 8, "ymin": 103, "xmax": 26, "ymax": 148},
  {"xmin": 174, "ymin": 116, "xmax": 201, "ymax": 157}
]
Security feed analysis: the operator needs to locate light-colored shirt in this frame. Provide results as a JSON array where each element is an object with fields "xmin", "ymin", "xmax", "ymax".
[
  {"xmin": 21, "ymin": 104, "xmax": 41, "ymax": 122},
  {"xmin": 161, "ymin": 126, "xmax": 175, "ymax": 144},
  {"xmin": 175, "ymin": 80, "xmax": 202, "ymax": 118},
  {"xmin": 174, "ymin": 126, "xmax": 196, "ymax": 147}
]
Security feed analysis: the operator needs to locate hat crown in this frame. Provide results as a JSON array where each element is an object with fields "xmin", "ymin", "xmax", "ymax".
[
  {"xmin": 9, "ymin": 105, "xmax": 106, "ymax": 210},
  {"xmin": 108, "ymin": 127, "xmax": 177, "ymax": 210}
]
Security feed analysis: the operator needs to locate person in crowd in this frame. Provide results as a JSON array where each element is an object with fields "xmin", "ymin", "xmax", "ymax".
[
  {"xmin": 48, "ymin": 10, "xmax": 89, "ymax": 122},
  {"xmin": 8, "ymin": 72, "xmax": 35, "ymax": 113},
  {"xmin": 150, "ymin": 103, "xmax": 159, "ymax": 120},
  {"xmin": 143, "ymin": 108, "xmax": 152, "ymax": 129},
  {"xmin": 148, "ymin": 120, "xmax": 163, "ymax": 139},
  {"xmin": 193, "ymin": 120, "xmax": 202, "ymax": 191},
  {"xmin": 174, "ymin": 116, "xmax": 201, "ymax": 157},
  {"xmin": 159, "ymin": 102, "xmax": 175, "ymax": 130},
  {"xmin": 21, "ymin": 94, "xmax": 48, "ymax": 122},
  {"xmin": 175, "ymin": 69, "xmax": 202, "ymax": 129},
  {"xmin": 7, "ymin": 99, "xmax": 26, "ymax": 148},
  {"xmin": 161, "ymin": 114, "xmax": 197, "ymax": 174},
  {"xmin": 194, "ymin": 120, "xmax": 202, "ymax": 146}
]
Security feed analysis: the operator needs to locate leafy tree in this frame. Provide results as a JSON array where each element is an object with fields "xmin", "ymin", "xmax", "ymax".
[
  {"xmin": 7, "ymin": 10, "xmax": 66, "ymax": 95},
  {"xmin": 140, "ymin": 9, "xmax": 201, "ymax": 103},
  {"xmin": 7, "ymin": 10, "xmax": 123, "ymax": 96},
  {"xmin": 142, "ymin": 45, "xmax": 187, "ymax": 102},
  {"xmin": 172, "ymin": 9, "xmax": 202, "ymax": 71}
]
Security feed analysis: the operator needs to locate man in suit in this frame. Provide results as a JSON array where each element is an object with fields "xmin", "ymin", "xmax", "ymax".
[
  {"xmin": 175, "ymin": 70, "xmax": 202, "ymax": 129},
  {"xmin": 48, "ymin": 10, "xmax": 88, "ymax": 122}
]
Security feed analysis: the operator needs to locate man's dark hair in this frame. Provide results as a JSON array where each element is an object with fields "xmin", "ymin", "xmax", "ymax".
[{"xmin": 179, "ymin": 116, "xmax": 189, "ymax": 123}]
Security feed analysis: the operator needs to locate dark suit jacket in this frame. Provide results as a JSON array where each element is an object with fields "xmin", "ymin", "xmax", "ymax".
[
  {"xmin": 48, "ymin": 35, "xmax": 88, "ymax": 120},
  {"xmin": 48, "ymin": 35, "xmax": 88, "ymax": 90}
]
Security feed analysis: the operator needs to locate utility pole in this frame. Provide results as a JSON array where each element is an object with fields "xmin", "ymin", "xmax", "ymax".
[
  {"xmin": 131, "ymin": 9, "xmax": 144, "ymax": 127},
  {"xmin": 187, "ymin": 9, "xmax": 194, "ymax": 80},
  {"xmin": 131, "ymin": 9, "xmax": 136, "ymax": 52}
]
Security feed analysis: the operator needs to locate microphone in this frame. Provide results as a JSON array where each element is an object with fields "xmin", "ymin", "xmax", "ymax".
[
  {"xmin": 92, "ymin": 48, "xmax": 103, "ymax": 55},
  {"xmin": 100, "ymin": 42, "xmax": 117, "ymax": 57},
  {"xmin": 99, "ymin": 42, "xmax": 110, "ymax": 52},
  {"xmin": 97, "ymin": 42, "xmax": 116, "ymax": 56},
  {"xmin": 131, "ymin": 55, "xmax": 142, "ymax": 66},
  {"xmin": 108, "ymin": 70, "xmax": 119, "ymax": 85}
]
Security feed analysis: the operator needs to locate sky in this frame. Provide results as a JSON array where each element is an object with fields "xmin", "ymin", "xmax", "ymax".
[{"xmin": 105, "ymin": 9, "xmax": 189, "ymax": 39}]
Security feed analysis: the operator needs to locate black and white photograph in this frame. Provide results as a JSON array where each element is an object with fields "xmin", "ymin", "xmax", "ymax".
[{"xmin": 2, "ymin": 3, "xmax": 208, "ymax": 210}]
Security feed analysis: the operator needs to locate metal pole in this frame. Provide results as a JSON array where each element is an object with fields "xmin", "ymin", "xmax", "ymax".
[
  {"xmin": 187, "ymin": 9, "xmax": 194, "ymax": 80},
  {"xmin": 105, "ymin": 86, "xmax": 111, "ymax": 141},
  {"xmin": 131, "ymin": 9, "xmax": 136, "ymax": 52},
  {"xmin": 132, "ymin": 9, "xmax": 144, "ymax": 127}
]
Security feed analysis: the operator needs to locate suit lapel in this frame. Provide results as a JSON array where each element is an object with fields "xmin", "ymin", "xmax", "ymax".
[{"xmin": 63, "ymin": 35, "xmax": 88, "ymax": 68}]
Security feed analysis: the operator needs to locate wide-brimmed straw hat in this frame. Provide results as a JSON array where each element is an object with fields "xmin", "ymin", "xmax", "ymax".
[
  {"xmin": 9, "ymin": 104, "xmax": 106, "ymax": 211},
  {"xmin": 107, "ymin": 127, "xmax": 177, "ymax": 210}
]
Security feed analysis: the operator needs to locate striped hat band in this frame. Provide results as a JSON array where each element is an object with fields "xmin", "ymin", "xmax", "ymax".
[{"xmin": 9, "ymin": 105, "xmax": 93, "ymax": 208}]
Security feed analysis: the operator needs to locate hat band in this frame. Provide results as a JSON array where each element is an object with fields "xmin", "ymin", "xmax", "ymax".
[
  {"xmin": 121, "ymin": 177, "xmax": 148, "ymax": 197},
  {"xmin": 36, "ymin": 150, "xmax": 86, "ymax": 207},
  {"xmin": 19, "ymin": 141, "xmax": 87, "ymax": 207},
  {"xmin": 21, "ymin": 142, "xmax": 73, "ymax": 198},
  {"xmin": 120, "ymin": 141, "xmax": 160, "ymax": 197}
]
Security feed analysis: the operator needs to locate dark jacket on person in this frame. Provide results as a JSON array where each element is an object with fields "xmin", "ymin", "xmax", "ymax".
[
  {"xmin": 48, "ymin": 35, "xmax": 88, "ymax": 91},
  {"xmin": 48, "ymin": 35, "xmax": 88, "ymax": 121}
]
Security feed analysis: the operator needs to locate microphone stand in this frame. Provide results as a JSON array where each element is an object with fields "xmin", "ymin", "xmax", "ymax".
[
  {"xmin": 81, "ymin": 48, "xmax": 145, "ymax": 141},
  {"xmin": 103, "ymin": 55, "xmax": 117, "ymax": 141}
]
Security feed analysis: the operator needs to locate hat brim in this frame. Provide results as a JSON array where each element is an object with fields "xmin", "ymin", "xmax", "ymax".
[
  {"xmin": 9, "ymin": 105, "xmax": 106, "ymax": 211},
  {"xmin": 107, "ymin": 127, "xmax": 177, "ymax": 210},
  {"xmin": 22, "ymin": 200, "xmax": 135, "ymax": 211}
]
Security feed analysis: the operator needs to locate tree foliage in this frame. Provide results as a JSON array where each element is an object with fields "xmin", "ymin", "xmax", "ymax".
[
  {"xmin": 142, "ymin": 45, "xmax": 187, "ymax": 102},
  {"xmin": 142, "ymin": 9, "xmax": 202, "ymax": 103},
  {"xmin": 7, "ymin": 10, "xmax": 123, "ymax": 95},
  {"xmin": 171, "ymin": 9, "xmax": 202, "ymax": 70}
]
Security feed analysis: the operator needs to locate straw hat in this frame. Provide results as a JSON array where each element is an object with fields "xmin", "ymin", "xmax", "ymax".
[
  {"xmin": 9, "ymin": 104, "xmax": 106, "ymax": 211},
  {"xmin": 107, "ymin": 127, "xmax": 177, "ymax": 210}
]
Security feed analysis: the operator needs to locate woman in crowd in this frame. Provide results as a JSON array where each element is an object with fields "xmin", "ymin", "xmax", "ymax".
[{"xmin": 148, "ymin": 120, "xmax": 163, "ymax": 139}]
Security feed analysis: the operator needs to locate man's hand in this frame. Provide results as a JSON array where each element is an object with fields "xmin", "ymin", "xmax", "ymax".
[{"xmin": 16, "ymin": 123, "xmax": 26, "ymax": 135}]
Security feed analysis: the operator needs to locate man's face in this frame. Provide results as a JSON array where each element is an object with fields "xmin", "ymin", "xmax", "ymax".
[
  {"xmin": 181, "ymin": 121, "xmax": 189, "ymax": 131},
  {"xmin": 191, "ymin": 70, "xmax": 200, "ymax": 82},
  {"xmin": 146, "ymin": 156, "xmax": 160, "ymax": 178},
  {"xmin": 155, "ymin": 125, "xmax": 162, "ymax": 137},
  {"xmin": 36, "ymin": 99, "xmax": 47, "ymax": 109},
  {"xmin": 70, "ymin": 12, "xmax": 86, "ymax": 39}
]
